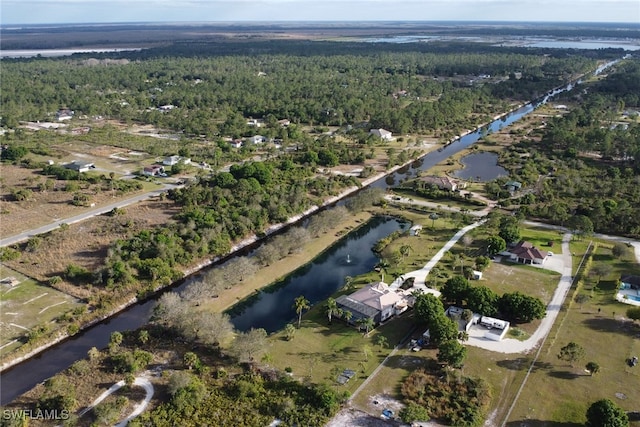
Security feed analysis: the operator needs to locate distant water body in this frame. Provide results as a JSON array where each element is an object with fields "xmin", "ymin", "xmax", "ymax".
[
  {"xmin": 0, "ymin": 48, "xmax": 143, "ymax": 58},
  {"xmin": 363, "ymin": 35, "xmax": 640, "ymax": 51}
]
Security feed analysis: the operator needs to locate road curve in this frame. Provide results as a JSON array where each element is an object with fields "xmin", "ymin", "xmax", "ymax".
[{"xmin": 77, "ymin": 376, "xmax": 154, "ymax": 425}]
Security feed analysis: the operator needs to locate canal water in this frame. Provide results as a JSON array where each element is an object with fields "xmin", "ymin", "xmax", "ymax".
[
  {"xmin": 229, "ymin": 217, "xmax": 406, "ymax": 333},
  {"xmin": 0, "ymin": 58, "xmax": 622, "ymax": 405}
]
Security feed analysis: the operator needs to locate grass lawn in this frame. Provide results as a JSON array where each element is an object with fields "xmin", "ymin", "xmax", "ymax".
[
  {"xmin": 506, "ymin": 244, "xmax": 640, "ymax": 426},
  {"xmin": 0, "ymin": 266, "xmax": 81, "ymax": 356},
  {"xmin": 268, "ymin": 303, "xmax": 417, "ymax": 397}
]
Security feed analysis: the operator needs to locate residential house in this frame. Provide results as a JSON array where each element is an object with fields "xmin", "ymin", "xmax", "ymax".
[
  {"xmin": 504, "ymin": 180, "xmax": 522, "ymax": 193},
  {"xmin": 56, "ymin": 109, "xmax": 74, "ymax": 121},
  {"xmin": 64, "ymin": 160, "xmax": 94, "ymax": 173},
  {"xmin": 503, "ymin": 240, "xmax": 549, "ymax": 265},
  {"xmin": 335, "ymin": 282, "xmax": 406, "ymax": 325},
  {"xmin": 246, "ymin": 135, "xmax": 266, "ymax": 145},
  {"xmin": 419, "ymin": 175, "xmax": 461, "ymax": 191},
  {"xmin": 158, "ymin": 105, "xmax": 176, "ymax": 112},
  {"xmin": 163, "ymin": 156, "xmax": 191, "ymax": 166},
  {"xmin": 247, "ymin": 119, "xmax": 263, "ymax": 127},
  {"xmin": 409, "ymin": 225, "xmax": 423, "ymax": 236},
  {"xmin": 230, "ymin": 139, "xmax": 243, "ymax": 149},
  {"xmin": 369, "ymin": 128, "xmax": 393, "ymax": 141},
  {"xmin": 278, "ymin": 119, "xmax": 291, "ymax": 127},
  {"xmin": 142, "ymin": 165, "xmax": 165, "ymax": 176}
]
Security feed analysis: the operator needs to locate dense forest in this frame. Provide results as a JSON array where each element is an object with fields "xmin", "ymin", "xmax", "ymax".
[{"xmin": 1, "ymin": 41, "xmax": 605, "ymax": 140}]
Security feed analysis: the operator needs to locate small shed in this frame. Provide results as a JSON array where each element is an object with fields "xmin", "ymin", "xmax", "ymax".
[
  {"xmin": 410, "ymin": 225, "xmax": 423, "ymax": 236},
  {"xmin": 472, "ymin": 270, "xmax": 483, "ymax": 280}
]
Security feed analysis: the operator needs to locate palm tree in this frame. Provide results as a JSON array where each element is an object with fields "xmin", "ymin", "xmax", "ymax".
[
  {"xmin": 342, "ymin": 310, "xmax": 353, "ymax": 324},
  {"xmin": 429, "ymin": 212, "xmax": 439, "ymax": 229},
  {"xmin": 344, "ymin": 275, "xmax": 354, "ymax": 290},
  {"xmin": 376, "ymin": 259, "xmax": 390, "ymax": 282},
  {"xmin": 357, "ymin": 317, "xmax": 375, "ymax": 336},
  {"xmin": 325, "ymin": 297, "xmax": 342, "ymax": 324},
  {"xmin": 293, "ymin": 295, "xmax": 310, "ymax": 329},
  {"xmin": 399, "ymin": 244, "xmax": 412, "ymax": 264}
]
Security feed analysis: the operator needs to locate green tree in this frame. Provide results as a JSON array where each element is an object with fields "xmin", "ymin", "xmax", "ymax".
[
  {"xmin": 437, "ymin": 339, "xmax": 467, "ymax": 368},
  {"xmin": 399, "ymin": 244, "xmax": 413, "ymax": 264},
  {"xmin": 467, "ymin": 286, "xmax": 499, "ymax": 317},
  {"xmin": 557, "ymin": 342, "xmax": 586, "ymax": 366},
  {"xmin": 376, "ymin": 259, "xmax": 390, "ymax": 282},
  {"xmin": 585, "ymin": 361, "xmax": 600, "ymax": 376},
  {"xmin": 138, "ymin": 330, "xmax": 149, "ymax": 345},
  {"xmin": 374, "ymin": 335, "xmax": 388, "ymax": 351},
  {"xmin": 586, "ymin": 399, "xmax": 629, "ymax": 427},
  {"xmin": 284, "ymin": 323, "xmax": 296, "ymax": 341},
  {"xmin": 357, "ymin": 317, "xmax": 375, "ymax": 336},
  {"xmin": 183, "ymin": 352, "xmax": 200, "ymax": 370},
  {"xmin": 627, "ymin": 307, "xmax": 640, "ymax": 322},
  {"xmin": 441, "ymin": 276, "xmax": 470, "ymax": 306},
  {"xmin": 293, "ymin": 295, "xmax": 310, "ymax": 328},
  {"xmin": 429, "ymin": 212, "xmax": 439, "ymax": 229},
  {"xmin": 399, "ymin": 402, "xmax": 430, "ymax": 424},
  {"xmin": 612, "ymin": 242, "xmax": 631, "ymax": 259},
  {"xmin": 474, "ymin": 255, "xmax": 491, "ymax": 271},
  {"xmin": 486, "ymin": 236, "xmax": 506, "ymax": 255},
  {"xmin": 325, "ymin": 297, "xmax": 342, "ymax": 324}
]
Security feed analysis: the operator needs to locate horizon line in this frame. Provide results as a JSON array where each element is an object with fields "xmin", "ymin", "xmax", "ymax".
[{"xmin": 3, "ymin": 19, "xmax": 640, "ymax": 28}]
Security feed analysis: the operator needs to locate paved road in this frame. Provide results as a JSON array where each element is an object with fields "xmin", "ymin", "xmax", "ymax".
[{"xmin": 0, "ymin": 183, "xmax": 179, "ymax": 247}]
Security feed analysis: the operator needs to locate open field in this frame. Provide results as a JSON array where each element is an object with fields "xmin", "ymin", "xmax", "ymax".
[
  {"xmin": 0, "ymin": 266, "xmax": 81, "ymax": 357},
  {"xmin": 3, "ymin": 198, "xmax": 180, "ymax": 298},
  {"xmin": 0, "ymin": 162, "xmax": 163, "ymax": 237},
  {"xmin": 506, "ymin": 244, "xmax": 640, "ymax": 426}
]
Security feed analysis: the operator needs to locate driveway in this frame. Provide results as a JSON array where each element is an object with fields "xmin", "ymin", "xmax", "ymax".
[
  {"xmin": 78, "ymin": 375, "xmax": 154, "ymax": 425},
  {"xmin": 465, "ymin": 232, "xmax": 574, "ymax": 354}
]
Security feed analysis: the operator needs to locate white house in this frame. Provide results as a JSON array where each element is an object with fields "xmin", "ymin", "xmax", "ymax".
[
  {"xmin": 369, "ymin": 128, "xmax": 393, "ymax": 141},
  {"xmin": 247, "ymin": 135, "xmax": 266, "ymax": 145},
  {"xmin": 163, "ymin": 156, "xmax": 191, "ymax": 166},
  {"xmin": 409, "ymin": 225, "xmax": 423, "ymax": 236},
  {"xmin": 64, "ymin": 160, "xmax": 94, "ymax": 173}
]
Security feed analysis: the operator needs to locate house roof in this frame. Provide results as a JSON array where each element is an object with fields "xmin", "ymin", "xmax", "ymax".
[
  {"xmin": 510, "ymin": 240, "xmax": 548, "ymax": 260},
  {"xmin": 341, "ymin": 282, "xmax": 402, "ymax": 312},
  {"xmin": 335, "ymin": 295, "xmax": 380, "ymax": 318},
  {"xmin": 505, "ymin": 180, "xmax": 522, "ymax": 188},
  {"xmin": 420, "ymin": 175, "xmax": 457, "ymax": 189},
  {"xmin": 369, "ymin": 128, "xmax": 392, "ymax": 138}
]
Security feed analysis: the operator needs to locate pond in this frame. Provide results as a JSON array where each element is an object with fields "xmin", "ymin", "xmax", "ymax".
[
  {"xmin": 454, "ymin": 152, "xmax": 508, "ymax": 182},
  {"xmin": 229, "ymin": 216, "xmax": 406, "ymax": 333}
]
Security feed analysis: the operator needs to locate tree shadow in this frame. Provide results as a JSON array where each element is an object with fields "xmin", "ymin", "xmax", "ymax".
[
  {"xmin": 547, "ymin": 370, "xmax": 582, "ymax": 380},
  {"xmin": 505, "ymin": 420, "xmax": 582, "ymax": 427},
  {"xmin": 582, "ymin": 317, "xmax": 640, "ymax": 338},
  {"xmin": 496, "ymin": 358, "xmax": 552, "ymax": 372}
]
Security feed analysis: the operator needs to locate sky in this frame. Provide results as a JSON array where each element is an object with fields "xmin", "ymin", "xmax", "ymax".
[{"xmin": 1, "ymin": 0, "xmax": 639, "ymax": 26}]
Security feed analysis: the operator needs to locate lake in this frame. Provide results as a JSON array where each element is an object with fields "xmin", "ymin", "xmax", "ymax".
[{"xmin": 454, "ymin": 152, "xmax": 508, "ymax": 182}]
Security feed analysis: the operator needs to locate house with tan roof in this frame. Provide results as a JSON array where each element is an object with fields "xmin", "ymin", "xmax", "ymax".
[{"xmin": 335, "ymin": 282, "xmax": 407, "ymax": 325}]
